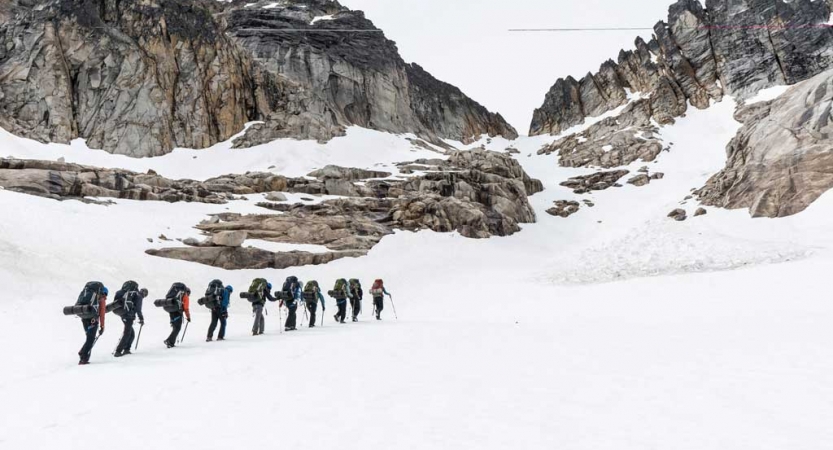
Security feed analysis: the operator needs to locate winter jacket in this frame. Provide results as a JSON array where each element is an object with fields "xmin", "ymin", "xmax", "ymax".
[
  {"xmin": 220, "ymin": 287, "xmax": 232, "ymax": 312},
  {"xmin": 182, "ymin": 294, "xmax": 191, "ymax": 320}
]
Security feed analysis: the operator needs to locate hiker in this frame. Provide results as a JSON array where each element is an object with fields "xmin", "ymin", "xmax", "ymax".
[
  {"xmin": 244, "ymin": 279, "xmax": 275, "ymax": 336},
  {"xmin": 162, "ymin": 283, "xmax": 191, "ymax": 348},
  {"xmin": 369, "ymin": 279, "xmax": 392, "ymax": 320},
  {"xmin": 330, "ymin": 279, "xmax": 349, "ymax": 324},
  {"xmin": 348, "ymin": 278, "xmax": 363, "ymax": 322},
  {"xmin": 280, "ymin": 276, "xmax": 303, "ymax": 331},
  {"xmin": 113, "ymin": 281, "xmax": 147, "ymax": 357},
  {"xmin": 302, "ymin": 281, "xmax": 325, "ymax": 327},
  {"xmin": 73, "ymin": 282, "xmax": 108, "ymax": 365},
  {"xmin": 203, "ymin": 280, "xmax": 232, "ymax": 342}
]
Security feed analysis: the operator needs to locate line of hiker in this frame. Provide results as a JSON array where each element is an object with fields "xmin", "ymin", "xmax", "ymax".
[{"xmin": 63, "ymin": 277, "xmax": 393, "ymax": 365}]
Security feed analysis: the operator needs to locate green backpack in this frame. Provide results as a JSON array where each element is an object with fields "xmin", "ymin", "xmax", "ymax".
[
  {"xmin": 303, "ymin": 281, "xmax": 320, "ymax": 302},
  {"xmin": 249, "ymin": 278, "xmax": 268, "ymax": 299}
]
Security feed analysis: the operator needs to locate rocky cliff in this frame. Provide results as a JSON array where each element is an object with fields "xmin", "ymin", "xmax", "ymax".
[
  {"xmin": 0, "ymin": 0, "xmax": 515, "ymax": 157},
  {"xmin": 529, "ymin": 0, "xmax": 833, "ymax": 136},
  {"xmin": 697, "ymin": 68, "xmax": 833, "ymax": 217}
]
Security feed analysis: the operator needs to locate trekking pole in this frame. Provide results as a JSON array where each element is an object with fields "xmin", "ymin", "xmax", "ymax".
[
  {"xmin": 135, "ymin": 324, "xmax": 143, "ymax": 350},
  {"xmin": 389, "ymin": 294, "xmax": 398, "ymax": 320},
  {"xmin": 180, "ymin": 320, "xmax": 189, "ymax": 344},
  {"xmin": 279, "ymin": 304, "xmax": 283, "ymax": 334}
]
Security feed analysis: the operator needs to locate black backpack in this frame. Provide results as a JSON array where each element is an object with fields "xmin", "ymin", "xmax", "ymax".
[
  {"xmin": 203, "ymin": 279, "xmax": 224, "ymax": 308},
  {"xmin": 163, "ymin": 282, "xmax": 188, "ymax": 312},
  {"xmin": 281, "ymin": 276, "xmax": 299, "ymax": 301},
  {"xmin": 121, "ymin": 280, "xmax": 139, "ymax": 293},
  {"xmin": 110, "ymin": 290, "xmax": 137, "ymax": 317},
  {"xmin": 302, "ymin": 280, "xmax": 320, "ymax": 302},
  {"xmin": 77, "ymin": 281, "xmax": 105, "ymax": 307},
  {"xmin": 349, "ymin": 279, "xmax": 363, "ymax": 300}
]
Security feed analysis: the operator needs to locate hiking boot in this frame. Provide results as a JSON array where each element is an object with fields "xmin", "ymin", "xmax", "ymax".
[
  {"xmin": 206, "ymin": 337, "xmax": 213, "ymax": 342},
  {"xmin": 334, "ymin": 314, "xmax": 339, "ymax": 322},
  {"xmin": 164, "ymin": 340, "xmax": 175, "ymax": 348},
  {"xmin": 376, "ymin": 315, "xmax": 381, "ymax": 320},
  {"xmin": 78, "ymin": 360, "xmax": 90, "ymax": 365},
  {"xmin": 122, "ymin": 350, "xmax": 132, "ymax": 356},
  {"xmin": 217, "ymin": 337, "xmax": 225, "ymax": 341},
  {"xmin": 114, "ymin": 351, "xmax": 124, "ymax": 358},
  {"xmin": 352, "ymin": 317, "xmax": 358, "ymax": 322},
  {"xmin": 309, "ymin": 324, "xmax": 316, "ymax": 328}
]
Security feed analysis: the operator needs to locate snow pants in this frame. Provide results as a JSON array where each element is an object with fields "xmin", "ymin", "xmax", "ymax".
[
  {"xmin": 116, "ymin": 317, "xmax": 135, "ymax": 353},
  {"xmin": 307, "ymin": 302, "xmax": 318, "ymax": 327},
  {"xmin": 78, "ymin": 317, "xmax": 98, "ymax": 363},
  {"xmin": 252, "ymin": 303, "xmax": 265, "ymax": 335},
  {"xmin": 166, "ymin": 312, "xmax": 183, "ymax": 344},
  {"xmin": 350, "ymin": 297, "xmax": 361, "ymax": 319},
  {"xmin": 208, "ymin": 309, "xmax": 227, "ymax": 340},
  {"xmin": 335, "ymin": 299, "xmax": 347, "ymax": 323},
  {"xmin": 373, "ymin": 296, "xmax": 384, "ymax": 318},
  {"xmin": 285, "ymin": 301, "xmax": 297, "ymax": 330}
]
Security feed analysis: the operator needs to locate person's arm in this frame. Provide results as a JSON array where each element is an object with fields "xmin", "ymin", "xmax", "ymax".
[
  {"xmin": 384, "ymin": 287, "xmax": 390, "ymax": 296},
  {"xmin": 265, "ymin": 290, "xmax": 276, "ymax": 302},
  {"xmin": 98, "ymin": 296, "xmax": 106, "ymax": 331},
  {"xmin": 135, "ymin": 293, "xmax": 145, "ymax": 323},
  {"xmin": 183, "ymin": 294, "xmax": 191, "ymax": 321}
]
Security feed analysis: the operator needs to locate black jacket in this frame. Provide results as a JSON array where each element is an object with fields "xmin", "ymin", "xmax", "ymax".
[{"xmin": 115, "ymin": 289, "xmax": 145, "ymax": 322}]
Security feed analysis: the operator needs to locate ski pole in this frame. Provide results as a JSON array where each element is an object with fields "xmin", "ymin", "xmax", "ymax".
[
  {"xmin": 135, "ymin": 324, "xmax": 143, "ymax": 350},
  {"xmin": 180, "ymin": 320, "xmax": 189, "ymax": 344},
  {"xmin": 279, "ymin": 303, "xmax": 283, "ymax": 334},
  {"xmin": 389, "ymin": 294, "xmax": 398, "ymax": 320}
]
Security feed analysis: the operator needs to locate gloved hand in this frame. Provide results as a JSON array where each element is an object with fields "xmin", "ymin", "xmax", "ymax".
[
  {"xmin": 187, "ymin": 317, "xmax": 191, "ymax": 323},
  {"xmin": 98, "ymin": 327, "xmax": 105, "ymax": 336},
  {"xmin": 139, "ymin": 319, "xmax": 145, "ymax": 326},
  {"xmin": 221, "ymin": 311, "xmax": 228, "ymax": 319}
]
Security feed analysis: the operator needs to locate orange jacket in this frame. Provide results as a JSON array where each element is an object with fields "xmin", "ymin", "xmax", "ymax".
[
  {"xmin": 98, "ymin": 296, "xmax": 106, "ymax": 328},
  {"xmin": 182, "ymin": 294, "xmax": 191, "ymax": 320}
]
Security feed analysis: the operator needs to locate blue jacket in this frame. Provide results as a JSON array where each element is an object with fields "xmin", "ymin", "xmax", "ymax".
[{"xmin": 220, "ymin": 287, "xmax": 232, "ymax": 312}]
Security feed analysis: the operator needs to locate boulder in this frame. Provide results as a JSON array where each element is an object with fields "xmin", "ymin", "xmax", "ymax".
[
  {"xmin": 667, "ymin": 208, "xmax": 687, "ymax": 221},
  {"xmin": 546, "ymin": 200, "xmax": 581, "ymax": 218},
  {"xmin": 694, "ymin": 207, "xmax": 707, "ymax": 217},
  {"xmin": 211, "ymin": 231, "xmax": 248, "ymax": 247},
  {"xmin": 627, "ymin": 174, "xmax": 651, "ymax": 187},
  {"xmin": 264, "ymin": 192, "xmax": 288, "ymax": 202}
]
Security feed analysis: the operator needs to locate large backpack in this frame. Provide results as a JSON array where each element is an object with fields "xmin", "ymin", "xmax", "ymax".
[
  {"xmin": 69, "ymin": 281, "xmax": 105, "ymax": 319},
  {"xmin": 370, "ymin": 279, "xmax": 384, "ymax": 297},
  {"xmin": 203, "ymin": 279, "xmax": 224, "ymax": 309},
  {"xmin": 110, "ymin": 280, "xmax": 139, "ymax": 317},
  {"xmin": 248, "ymin": 278, "xmax": 268, "ymax": 302},
  {"xmin": 349, "ymin": 279, "xmax": 363, "ymax": 300},
  {"xmin": 330, "ymin": 279, "xmax": 348, "ymax": 300},
  {"xmin": 282, "ymin": 276, "xmax": 299, "ymax": 300},
  {"xmin": 164, "ymin": 282, "xmax": 187, "ymax": 312},
  {"xmin": 303, "ymin": 280, "xmax": 320, "ymax": 302}
]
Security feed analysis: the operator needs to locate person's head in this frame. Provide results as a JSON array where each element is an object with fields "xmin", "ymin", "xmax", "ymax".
[
  {"xmin": 266, "ymin": 283, "xmax": 272, "ymax": 291},
  {"xmin": 101, "ymin": 286, "xmax": 109, "ymax": 297},
  {"xmin": 139, "ymin": 288, "xmax": 148, "ymax": 298},
  {"xmin": 226, "ymin": 285, "xmax": 234, "ymax": 293}
]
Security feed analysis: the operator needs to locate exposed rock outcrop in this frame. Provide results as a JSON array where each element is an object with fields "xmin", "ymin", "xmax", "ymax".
[
  {"xmin": 546, "ymin": 200, "xmax": 581, "ymax": 218},
  {"xmin": 668, "ymin": 208, "xmax": 687, "ymax": 221},
  {"xmin": 0, "ymin": 0, "xmax": 515, "ymax": 157},
  {"xmin": 697, "ymin": 69, "xmax": 833, "ymax": 217},
  {"xmin": 530, "ymin": 0, "xmax": 833, "ymax": 137},
  {"xmin": 145, "ymin": 246, "xmax": 365, "ymax": 271},
  {"xmin": 560, "ymin": 170, "xmax": 629, "ymax": 194}
]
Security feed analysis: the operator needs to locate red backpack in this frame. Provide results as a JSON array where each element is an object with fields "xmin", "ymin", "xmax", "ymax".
[{"xmin": 370, "ymin": 279, "xmax": 384, "ymax": 297}]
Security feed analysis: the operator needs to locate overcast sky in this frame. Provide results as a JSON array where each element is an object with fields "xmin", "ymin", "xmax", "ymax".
[{"xmin": 341, "ymin": 0, "xmax": 675, "ymax": 134}]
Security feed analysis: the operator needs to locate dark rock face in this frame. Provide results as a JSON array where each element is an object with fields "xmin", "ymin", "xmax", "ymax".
[
  {"xmin": 146, "ymin": 246, "xmax": 365, "ymax": 271},
  {"xmin": 546, "ymin": 200, "xmax": 581, "ymax": 218},
  {"xmin": 0, "ymin": 0, "xmax": 515, "ymax": 157},
  {"xmin": 530, "ymin": 0, "xmax": 833, "ymax": 136},
  {"xmin": 697, "ymin": 69, "xmax": 833, "ymax": 217},
  {"xmin": 560, "ymin": 170, "xmax": 630, "ymax": 194},
  {"xmin": 668, "ymin": 208, "xmax": 688, "ymax": 221}
]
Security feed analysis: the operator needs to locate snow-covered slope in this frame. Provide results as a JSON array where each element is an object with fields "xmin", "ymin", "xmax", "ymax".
[{"xmin": 1, "ymin": 93, "xmax": 832, "ymax": 449}]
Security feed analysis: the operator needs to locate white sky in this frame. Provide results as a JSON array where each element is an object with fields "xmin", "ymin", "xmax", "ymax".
[{"xmin": 341, "ymin": 0, "xmax": 675, "ymax": 134}]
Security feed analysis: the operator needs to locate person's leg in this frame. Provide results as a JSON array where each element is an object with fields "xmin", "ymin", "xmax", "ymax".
[
  {"xmin": 286, "ymin": 303, "xmax": 297, "ymax": 330},
  {"xmin": 166, "ymin": 313, "xmax": 182, "ymax": 345},
  {"xmin": 308, "ymin": 302, "xmax": 317, "ymax": 327},
  {"xmin": 208, "ymin": 310, "xmax": 219, "ymax": 340},
  {"xmin": 116, "ymin": 317, "xmax": 133, "ymax": 354},
  {"xmin": 79, "ymin": 318, "xmax": 97, "ymax": 363},
  {"xmin": 252, "ymin": 304, "xmax": 262, "ymax": 335},
  {"xmin": 218, "ymin": 314, "xmax": 227, "ymax": 340},
  {"xmin": 374, "ymin": 297, "xmax": 383, "ymax": 319},
  {"xmin": 125, "ymin": 325, "xmax": 135, "ymax": 352}
]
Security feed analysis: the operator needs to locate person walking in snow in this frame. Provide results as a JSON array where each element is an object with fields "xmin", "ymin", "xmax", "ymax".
[
  {"xmin": 245, "ymin": 279, "xmax": 275, "ymax": 336},
  {"xmin": 207, "ymin": 285, "xmax": 233, "ymax": 342},
  {"xmin": 75, "ymin": 282, "xmax": 108, "ymax": 365},
  {"xmin": 369, "ymin": 279, "xmax": 391, "ymax": 320},
  {"xmin": 330, "ymin": 279, "xmax": 349, "ymax": 324},
  {"xmin": 280, "ymin": 276, "xmax": 303, "ymax": 332},
  {"xmin": 163, "ymin": 284, "xmax": 191, "ymax": 348},
  {"xmin": 348, "ymin": 278, "xmax": 363, "ymax": 322},
  {"xmin": 302, "ymin": 281, "xmax": 325, "ymax": 327},
  {"xmin": 114, "ymin": 282, "xmax": 147, "ymax": 357}
]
